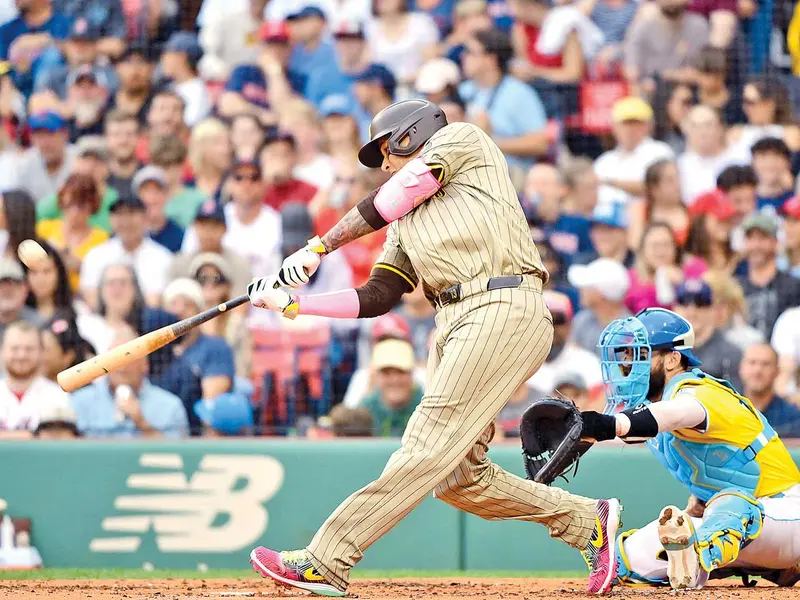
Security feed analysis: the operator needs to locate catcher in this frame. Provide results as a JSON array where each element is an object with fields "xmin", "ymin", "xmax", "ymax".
[{"xmin": 522, "ymin": 307, "xmax": 800, "ymax": 590}]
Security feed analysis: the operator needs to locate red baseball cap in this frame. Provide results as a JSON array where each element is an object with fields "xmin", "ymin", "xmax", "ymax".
[
  {"xmin": 371, "ymin": 313, "xmax": 411, "ymax": 342},
  {"xmin": 689, "ymin": 189, "xmax": 737, "ymax": 220},
  {"xmin": 258, "ymin": 21, "xmax": 290, "ymax": 42},
  {"xmin": 543, "ymin": 290, "xmax": 574, "ymax": 321},
  {"xmin": 782, "ymin": 196, "xmax": 800, "ymax": 220}
]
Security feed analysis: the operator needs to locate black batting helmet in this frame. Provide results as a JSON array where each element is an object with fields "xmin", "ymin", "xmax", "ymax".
[{"xmin": 358, "ymin": 99, "xmax": 448, "ymax": 168}]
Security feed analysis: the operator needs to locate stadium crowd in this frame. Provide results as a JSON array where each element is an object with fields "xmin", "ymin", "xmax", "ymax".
[{"xmin": 1, "ymin": 0, "xmax": 800, "ymax": 439}]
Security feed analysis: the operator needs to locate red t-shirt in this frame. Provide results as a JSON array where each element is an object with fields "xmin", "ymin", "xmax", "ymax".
[
  {"xmin": 263, "ymin": 179, "xmax": 318, "ymax": 211},
  {"xmin": 687, "ymin": 0, "xmax": 737, "ymax": 19},
  {"xmin": 522, "ymin": 24, "xmax": 564, "ymax": 68}
]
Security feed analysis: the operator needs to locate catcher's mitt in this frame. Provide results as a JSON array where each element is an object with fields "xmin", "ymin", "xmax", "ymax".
[{"xmin": 520, "ymin": 397, "xmax": 593, "ymax": 484}]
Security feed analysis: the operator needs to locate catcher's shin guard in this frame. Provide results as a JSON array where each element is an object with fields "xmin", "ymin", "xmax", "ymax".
[{"xmin": 694, "ymin": 490, "xmax": 764, "ymax": 572}]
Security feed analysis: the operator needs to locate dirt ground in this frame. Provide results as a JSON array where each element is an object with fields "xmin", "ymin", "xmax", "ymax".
[{"xmin": 0, "ymin": 578, "xmax": 797, "ymax": 600}]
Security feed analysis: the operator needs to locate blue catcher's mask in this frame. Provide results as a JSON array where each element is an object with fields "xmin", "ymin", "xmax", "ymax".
[{"xmin": 598, "ymin": 317, "xmax": 652, "ymax": 414}]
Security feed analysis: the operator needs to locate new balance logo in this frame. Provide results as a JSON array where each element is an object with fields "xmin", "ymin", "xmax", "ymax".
[{"xmin": 91, "ymin": 454, "xmax": 284, "ymax": 553}]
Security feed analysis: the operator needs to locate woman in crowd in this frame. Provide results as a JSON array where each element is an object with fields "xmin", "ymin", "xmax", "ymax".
[
  {"xmin": 625, "ymin": 222, "xmax": 687, "ymax": 314},
  {"xmin": 684, "ymin": 193, "xmax": 739, "ymax": 273},
  {"xmin": 36, "ymin": 174, "xmax": 108, "ymax": 292},
  {"xmin": 192, "ymin": 253, "xmax": 251, "ymax": 379},
  {"xmin": 24, "ymin": 239, "xmax": 75, "ymax": 322},
  {"xmin": 652, "ymin": 81, "xmax": 694, "ymax": 155},
  {"xmin": 40, "ymin": 317, "xmax": 95, "ymax": 383},
  {"xmin": 629, "ymin": 159, "xmax": 690, "ymax": 249},
  {"xmin": 703, "ymin": 269, "xmax": 763, "ymax": 352},
  {"xmin": 230, "ymin": 113, "xmax": 266, "ymax": 162},
  {"xmin": 0, "ymin": 190, "xmax": 36, "ymax": 261},
  {"xmin": 693, "ymin": 46, "xmax": 744, "ymax": 126},
  {"xmin": 279, "ymin": 99, "xmax": 335, "ymax": 190},
  {"xmin": 188, "ymin": 117, "xmax": 232, "ymax": 199}
]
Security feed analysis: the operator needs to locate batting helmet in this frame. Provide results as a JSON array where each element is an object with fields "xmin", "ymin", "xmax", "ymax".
[{"xmin": 358, "ymin": 99, "xmax": 447, "ymax": 168}]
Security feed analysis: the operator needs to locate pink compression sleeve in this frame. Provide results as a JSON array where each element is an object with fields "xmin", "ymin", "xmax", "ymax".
[
  {"xmin": 296, "ymin": 288, "xmax": 360, "ymax": 319},
  {"xmin": 374, "ymin": 157, "xmax": 442, "ymax": 222}
]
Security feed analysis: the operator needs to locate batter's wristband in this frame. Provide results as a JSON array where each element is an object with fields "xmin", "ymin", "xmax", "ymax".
[{"xmin": 307, "ymin": 235, "xmax": 329, "ymax": 256}]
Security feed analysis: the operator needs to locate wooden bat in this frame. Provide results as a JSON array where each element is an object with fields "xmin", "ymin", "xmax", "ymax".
[{"xmin": 57, "ymin": 294, "xmax": 250, "ymax": 392}]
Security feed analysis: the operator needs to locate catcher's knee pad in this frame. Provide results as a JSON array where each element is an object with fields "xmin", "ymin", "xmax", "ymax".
[
  {"xmin": 614, "ymin": 529, "xmax": 668, "ymax": 587},
  {"xmin": 695, "ymin": 489, "xmax": 764, "ymax": 572}
]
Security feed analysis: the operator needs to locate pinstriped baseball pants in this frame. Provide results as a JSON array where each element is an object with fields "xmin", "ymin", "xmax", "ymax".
[{"xmin": 306, "ymin": 282, "xmax": 598, "ymax": 590}]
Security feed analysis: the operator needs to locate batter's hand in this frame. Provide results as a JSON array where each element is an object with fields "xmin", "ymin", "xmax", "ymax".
[
  {"xmin": 277, "ymin": 236, "xmax": 327, "ymax": 288},
  {"xmin": 247, "ymin": 276, "xmax": 299, "ymax": 319}
]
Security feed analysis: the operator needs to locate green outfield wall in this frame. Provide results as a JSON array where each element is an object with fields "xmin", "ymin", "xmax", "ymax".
[{"xmin": 0, "ymin": 440, "xmax": 796, "ymax": 571}]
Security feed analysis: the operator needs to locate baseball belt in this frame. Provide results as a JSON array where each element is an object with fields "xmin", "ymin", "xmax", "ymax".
[{"xmin": 434, "ymin": 274, "xmax": 543, "ymax": 308}]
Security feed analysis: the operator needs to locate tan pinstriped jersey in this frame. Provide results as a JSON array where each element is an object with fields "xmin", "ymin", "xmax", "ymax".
[{"xmin": 374, "ymin": 122, "xmax": 548, "ymax": 297}]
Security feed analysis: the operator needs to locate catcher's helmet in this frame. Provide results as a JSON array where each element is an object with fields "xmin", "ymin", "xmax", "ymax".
[{"xmin": 358, "ymin": 99, "xmax": 447, "ymax": 168}]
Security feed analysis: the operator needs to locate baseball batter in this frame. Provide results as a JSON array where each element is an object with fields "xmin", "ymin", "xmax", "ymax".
[
  {"xmin": 246, "ymin": 99, "xmax": 621, "ymax": 595},
  {"xmin": 577, "ymin": 308, "xmax": 800, "ymax": 590}
]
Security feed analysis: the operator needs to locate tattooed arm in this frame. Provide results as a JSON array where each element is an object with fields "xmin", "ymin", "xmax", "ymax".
[{"xmin": 320, "ymin": 198, "xmax": 380, "ymax": 252}]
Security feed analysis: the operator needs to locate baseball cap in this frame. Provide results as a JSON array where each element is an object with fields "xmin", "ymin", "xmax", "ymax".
[
  {"xmin": 742, "ymin": 213, "xmax": 778, "ymax": 237},
  {"xmin": 454, "ymin": 0, "xmax": 488, "ymax": 18},
  {"xmin": 567, "ymin": 258, "xmax": 630, "ymax": 302},
  {"xmin": 319, "ymin": 94, "xmax": 353, "ymax": 117},
  {"xmin": 612, "ymin": 97, "xmax": 653, "ymax": 123},
  {"xmin": 225, "ymin": 65, "xmax": 269, "ymax": 108},
  {"xmin": 371, "ymin": 313, "xmax": 411, "ymax": 342},
  {"xmin": 109, "ymin": 194, "xmax": 145, "ymax": 213},
  {"xmin": 28, "ymin": 111, "xmax": 66, "ymax": 132},
  {"xmin": 355, "ymin": 64, "xmax": 397, "ymax": 99},
  {"xmin": 371, "ymin": 338, "xmax": 415, "ymax": 371},
  {"xmin": 231, "ymin": 157, "xmax": 263, "ymax": 176},
  {"xmin": 76, "ymin": 135, "xmax": 109, "ymax": 161},
  {"xmin": 688, "ymin": 189, "xmax": 736, "ymax": 220},
  {"xmin": 190, "ymin": 252, "xmax": 234, "ymax": 283},
  {"xmin": 35, "ymin": 400, "xmax": 79, "ymax": 437},
  {"xmin": 164, "ymin": 31, "xmax": 203, "ymax": 65},
  {"xmin": 163, "ymin": 277, "xmax": 204, "ymax": 309},
  {"xmin": 119, "ymin": 41, "xmax": 152, "ymax": 62},
  {"xmin": 676, "ymin": 278, "xmax": 713, "ymax": 307},
  {"xmin": 286, "ymin": 5, "xmax": 326, "ymax": 20},
  {"xmin": 0, "ymin": 257, "xmax": 24, "ymax": 282},
  {"xmin": 415, "ymin": 58, "xmax": 461, "ymax": 96},
  {"xmin": 67, "ymin": 64, "xmax": 110, "ymax": 89},
  {"xmin": 334, "ymin": 19, "xmax": 365, "ymax": 38},
  {"xmin": 281, "ymin": 202, "xmax": 314, "ymax": 251},
  {"xmin": 194, "ymin": 393, "xmax": 254, "ymax": 435},
  {"xmin": 553, "ymin": 371, "xmax": 587, "ymax": 392},
  {"xmin": 263, "ymin": 129, "xmax": 296, "ymax": 149},
  {"xmin": 543, "ymin": 290, "xmax": 574, "ymax": 323},
  {"xmin": 69, "ymin": 17, "xmax": 100, "ymax": 41},
  {"xmin": 259, "ymin": 20, "xmax": 290, "ymax": 42},
  {"xmin": 132, "ymin": 165, "xmax": 168, "ymax": 191},
  {"xmin": 591, "ymin": 202, "xmax": 628, "ymax": 229},
  {"xmin": 782, "ymin": 196, "xmax": 800, "ymax": 220},
  {"xmin": 194, "ymin": 198, "xmax": 226, "ymax": 225}
]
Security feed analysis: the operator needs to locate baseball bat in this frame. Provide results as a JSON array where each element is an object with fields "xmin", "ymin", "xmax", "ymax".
[{"xmin": 56, "ymin": 294, "xmax": 250, "ymax": 392}]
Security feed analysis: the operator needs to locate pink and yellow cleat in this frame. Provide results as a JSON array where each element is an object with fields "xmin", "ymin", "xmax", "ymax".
[
  {"xmin": 250, "ymin": 547, "xmax": 345, "ymax": 597},
  {"xmin": 581, "ymin": 498, "xmax": 623, "ymax": 595}
]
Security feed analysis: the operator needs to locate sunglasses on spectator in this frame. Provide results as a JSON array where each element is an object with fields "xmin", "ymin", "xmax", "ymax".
[
  {"xmin": 233, "ymin": 172, "xmax": 260, "ymax": 182},
  {"xmin": 197, "ymin": 274, "xmax": 227, "ymax": 286},
  {"xmin": 676, "ymin": 294, "xmax": 712, "ymax": 308}
]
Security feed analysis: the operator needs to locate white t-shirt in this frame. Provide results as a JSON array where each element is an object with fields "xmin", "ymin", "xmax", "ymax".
[
  {"xmin": 771, "ymin": 307, "xmax": 800, "ymax": 360},
  {"xmin": 677, "ymin": 149, "xmax": 736, "ymax": 205},
  {"xmin": 294, "ymin": 154, "xmax": 336, "ymax": 190},
  {"xmin": 80, "ymin": 237, "xmax": 175, "ymax": 298},
  {"xmin": 366, "ymin": 13, "xmax": 440, "ymax": 84},
  {"xmin": 594, "ymin": 137, "xmax": 674, "ymax": 203},
  {"xmin": 0, "ymin": 377, "xmax": 69, "ymax": 431},
  {"xmin": 526, "ymin": 343, "xmax": 604, "ymax": 395},
  {"xmin": 182, "ymin": 203, "xmax": 282, "ymax": 278},
  {"xmin": 174, "ymin": 78, "xmax": 212, "ymax": 127}
]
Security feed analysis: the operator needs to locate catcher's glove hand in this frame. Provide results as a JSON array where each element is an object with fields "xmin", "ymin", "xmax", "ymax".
[{"xmin": 520, "ymin": 397, "xmax": 593, "ymax": 485}]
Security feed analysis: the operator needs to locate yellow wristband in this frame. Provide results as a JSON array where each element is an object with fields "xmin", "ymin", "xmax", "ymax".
[{"xmin": 307, "ymin": 236, "xmax": 328, "ymax": 256}]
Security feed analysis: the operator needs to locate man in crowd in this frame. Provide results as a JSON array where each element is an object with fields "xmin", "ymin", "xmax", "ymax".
[
  {"xmin": 739, "ymin": 343, "xmax": 800, "ymax": 438},
  {"xmin": 561, "ymin": 158, "xmax": 599, "ymax": 218},
  {"xmin": 105, "ymin": 109, "xmax": 141, "ymax": 198},
  {"xmin": 737, "ymin": 213, "xmax": 800, "ymax": 339},
  {"xmin": 63, "ymin": 65, "xmax": 111, "ymax": 140},
  {"xmin": 751, "ymin": 137, "xmax": 795, "ymax": 211},
  {"xmin": 673, "ymin": 279, "xmax": 743, "ymax": 390},
  {"xmin": 0, "ymin": 321, "xmax": 67, "ymax": 435},
  {"xmin": 17, "ymin": 111, "xmax": 76, "ymax": 200},
  {"xmin": 133, "ymin": 165, "xmax": 184, "ymax": 253},
  {"xmin": 716, "ymin": 165, "xmax": 757, "ymax": 252},
  {"xmin": 286, "ymin": 6, "xmax": 338, "ymax": 81},
  {"xmin": 141, "ymin": 90, "xmax": 188, "ymax": 161},
  {"xmin": 217, "ymin": 64, "xmax": 271, "ymax": 123},
  {"xmin": 567, "ymin": 258, "xmax": 631, "ymax": 357},
  {"xmin": 107, "ymin": 43, "xmax": 154, "ymax": 125},
  {"xmin": 149, "ymin": 134, "xmax": 205, "ymax": 229},
  {"xmin": 160, "ymin": 31, "xmax": 211, "ymax": 127},
  {"xmin": 0, "ymin": 259, "xmax": 44, "ymax": 340},
  {"xmin": 573, "ymin": 202, "xmax": 635, "ymax": 267},
  {"xmin": 594, "ymin": 97, "xmax": 674, "ymax": 201},
  {"xmin": 80, "ymin": 194, "xmax": 174, "ymax": 308},
  {"xmin": 53, "ymin": 0, "xmax": 127, "ymax": 59},
  {"xmin": 34, "ymin": 400, "xmax": 79, "ymax": 438},
  {"xmin": 305, "ymin": 20, "xmax": 368, "ymax": 105},
  {"xmin": 352, "ymin": 64, "xmax": 395, "ymax": 139},
  {"xmin": 261, "ymin": 131, "xmax": 317, "ymax": 211},
  {"xmin": 70, "ymin": 323, "xmax": 189, "ymax": 438},
  {"xmin": 360, "ymin": 338, "xmax": 423, "ymax": 437}
]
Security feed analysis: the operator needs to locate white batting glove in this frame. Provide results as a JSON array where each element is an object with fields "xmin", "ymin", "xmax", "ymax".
[
  {"xmin": 247, "ymin": 276, "xmax": 299, "ymax": 319},
  {"xmin": 277, "ymin": 236, "xmax": 327, "ymax": 288}
]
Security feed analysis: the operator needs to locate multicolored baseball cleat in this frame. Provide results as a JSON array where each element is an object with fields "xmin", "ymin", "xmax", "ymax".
[
  {"xmin": 581, "ymin": 498, "xmax": 623, "ymax": 595},
  {"xmin": 250, "ymin": 547, "xmax": 345, "ymax": 597},
  {"xmin": 657, "ymin": 505, "xmax": 701, "ymax": 590}
]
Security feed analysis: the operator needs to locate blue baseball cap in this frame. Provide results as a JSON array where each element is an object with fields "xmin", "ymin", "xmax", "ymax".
[
  {"xmin": 194, "ymin": 393, "xmax": 254, "ymax": 435},
  {"xmin": 28, "ymin": 111, "xmax": 66, "ymax": 132},
  {"xmin": 676, "ymin": 279, "xmax": 713, "ymax": 307},
  {"xmin": 69, "ymin": 17, "xmax": 101, "ymax": 41},
  {"xmin": 591, "ymin": 202, "xmax": 628, "ymax": 229},
  {"xmin": 355, "ymin": 64, "xmax": 396, "ymax": 99},
  {"xmin": 286, "ymin": 5, "xmax": 326, "ymax": 20},
  {"xmin": 164, "ymin": 31, "xmax": 203, "ymax": 65},
  {"xmin": 194, "ymin": 197, "xmax": 226, "ymax": 225},
  {"xmin": 319, "ymin": 94, "xmax": 352, "ymax": 117},
  {"xmin": 225, "ymin": 65, "xmax": 269, "ymax": 108}
]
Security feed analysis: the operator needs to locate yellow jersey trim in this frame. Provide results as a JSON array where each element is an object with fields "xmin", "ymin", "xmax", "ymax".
[{"xmin": 373, "ymin": 263, "xmax": 416, "ymax": 290}]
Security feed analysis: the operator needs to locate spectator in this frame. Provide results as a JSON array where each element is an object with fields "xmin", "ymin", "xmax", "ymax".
[
  {"xmin": 560, "ymin": 157, "xmax": 598, "ymax": 219},
  {"xmin": 40, "ymin": 316, "xmax": 93, "ymax": 382},
  {"xmin": 567, "ymin": 258, "xmax": 631, "ymax": 357},
  {"xmin": 781, "ymin": 196, "xmax": 800, "ymax": 277},
  {"xmin": 305, "ymin": 20, "xmax": 370, "ymax": 108},
  {"xmin": 573, "ymin": 201, "xmax": 635, "ymax": 268},
  {"xmin": 61, "ymin": 65, "xmax": 110, "ymax": 140},
  {"xmin": 106, "ymin": 43, "xmax": 154, "ymax": 126},
  {"xmin": 771, "ymin": 304, "xmax": 800, "ymax": 402},
  {"xmin": 677, "ymin": 105, "xmax": 734, "ymax": 204},
  {"xmin": 230, "ymin": 113, "xmax": 266, "ymax": 162},
  {"xmin": 0, "ymin": 190, "xmax": 37, "ymax": 262},
  {"xmin": 460, "ymin": 27, "xmax": 550, "ymax": 188},
  {"xmin": 684, "ymin": 189, "xmax": 738, "ymax": 272},
  {"xmin": 24, "ymin": 239, "xmax": 74, "ymax": 321},
  {"xmin": 154, "ymin": 278, "xmax": 235, "ymax": 435},
  {"xmin": 187, "ymin": 117, "xmax": 231, "ymax": 200},
  {"xmin": 0, "ymin": 321, "xmax": 68, "ymax": 434},
  {"xmin": 217, "ymin": 64, "xmax": 272, "ymax": 124},
  {"xmin": 149, "ymin": 134, "xmax": 206, "ymax": 229},
  {"xmin": 287, "ymin": 6, "xmax": 338, "ymax": 81},
  {"xmin": 703, "ymin": 268, "xmax": 763, "ymax": 351},
  {"xmin": 132, "ymin": 166, "xmax": 184, "ymax": 253},
  {"xmin": 79, "ymin": 194, "xmax": 173, "ymax": 309},
  {"xmin": 629, "ymin": 159, "xmax": 689, "ymax": 250},
  {"xmin": 433, "ymin": 0, "xmax": 491, "ymax": 68},
  {"xmin": 393, "ymin": 286, "xmax": 436, "ymax": 363},
  {"xmin": 716, "ymin": 164, "xmax": 757, "ymax": 253},
  {"xmin": 33, "ymin": 399, "xmax": 79, "ymax": 438},
  {"xmin": 553, "ymin": 371, "xmax": 592, "ymax": 409},
  {"xmin": 527, "ymin": 290, "xmax": 604, "ymax": 401},
  {"xmin": 314, "ymin": 96, "xmax": 362, "ymax": 213},
  {"xmin": 673, "ymin": 278, "xmax": 743, "ymax": 389},
  {"xmin": 70, "ymin": 322, "xmax": 189, "ymax": 438},
  {"xmin": 191, "ymin": 253, "xmax": 251, "ymax": 379},
  {"xmin": 739, "ymin": 344, "xmax": 800, "ymax": 438},
  {"xmin": 693, "ymin": 46, "xmax": 742, "ymax": 125},
  {"xmin": 160, "ymin": 32, "xmax": 211, "ymax": 127},
  {"xmin": 594, "ymin": 97, "xmax": 673, "ymax": 201},
  {"xmin": 327, "ymin": 405, "xmax": 374, "ymax": 437},
  {"xmin": 497, "ymin": 380, "xmax": 542, "ymax": 437},
  {"xmin": 17, "ymin": 111, "xmax": 76, "ymax": 201},
  {"xmin": 278, "ymin": 99, "xmax": 334, "ymax": 190},
  {"xmin": 0, "ymin": 0, "xmax": 71, "ymax": 99},
  {"xmin": 366, "ymin": 0, "xmax": 439, "ymax": 91},
  {"xmin": 260, "ymin": 130, "xmax": 318, "ymax": 211},
  {"xmin": 438, "ymin": 92, "xmax": 466, "ymax": 124},
  {"xmin": 625, "ymin": 222, "xmax": 683, "ymax": 314},
  {"xmin": 651, "ymin": 81, "xmax": 694, "ymax": 155},
  {"xmin": 52, "ymin": 0, "xmax": 126, "ymax": 59},
  {"xmin": 193, "ymin": 392, "xmax": 254, "ymax": 437},
  {"xmin": 751, "ymin": 137, "xmax": 794, "ymax": 212},
  {"xmin": 0, "ymin": 258, "xmax": 45, "ymax": 339},
  {"xmin": 104, "ymin": 110, "xmax": 141, "ymax": 199},
  {"xmin": 738, "ymin": 213, "xmax": 800, "ymax": 339},
  {"xmin": 143, "ymin": 89, "xmax": 187, "ymax": 148},
  {"xmin": 414, "ymin": 57, "xmax": 461, "ymax": 104},
  {"xmin": 360, "ymin": 338, "xmax": 423, "ymax": 437},
  {"xmin": 197, "ymin": 0, "xmax": 264, "ymax": 80},
  {"xmin": 622, "ymin": 0, "xmax": 709, "ymax": 89},
  {"xmin": 587, "ymin": 0, "xmax": 637, "ymax": 70},
  {"xmin": 352, "ymin": 63, "xmax": 396, "ymax": 137}
]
